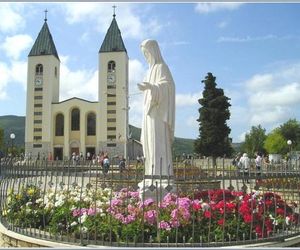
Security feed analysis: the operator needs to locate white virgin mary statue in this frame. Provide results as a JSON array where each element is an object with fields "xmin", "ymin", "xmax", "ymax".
[{"xmin": 137, "ymin": 39, "xmax": 175, "ymax": 199}]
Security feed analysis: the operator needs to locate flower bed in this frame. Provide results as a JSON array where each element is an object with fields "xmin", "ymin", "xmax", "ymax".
[{"xmin": 2, "ymin": 184, "xmax": 299, "ymax": 244}]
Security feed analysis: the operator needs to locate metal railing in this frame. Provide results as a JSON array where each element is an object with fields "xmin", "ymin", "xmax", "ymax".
[{"xmin": 0, "ymin": 156, "xmax": 300, "ymax": 247}]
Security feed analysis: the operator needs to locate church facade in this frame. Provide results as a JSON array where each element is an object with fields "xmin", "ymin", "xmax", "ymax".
[{"xmin": 25, "ymin": 14, "xmax": 130, "ymax": 160}]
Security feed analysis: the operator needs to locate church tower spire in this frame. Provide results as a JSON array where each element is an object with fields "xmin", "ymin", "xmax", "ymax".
[
  {"xmin": 28, "ymin": 11, "xmax": 59, "ymax": 60},
  {"xmin": 99, "ymin": 8, "xmax": 127, "ymax": 53}
]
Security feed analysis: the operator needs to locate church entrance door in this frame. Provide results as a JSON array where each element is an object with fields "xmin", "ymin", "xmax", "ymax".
[
  {"xmin": 71, "ymin": 147, "xmax": 79, "ymax": 156},
  {"xmin": 54, "ymin": 147, "xmax": 63, "ymax": 160}
]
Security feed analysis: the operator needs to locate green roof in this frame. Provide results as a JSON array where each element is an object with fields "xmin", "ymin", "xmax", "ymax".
[
  {"xmin": 28, "ymin": 21, "xmax": 59, "ymax": 60},
  {"xmin": 99, "ymin": 17, "xmax": 127, "ymax": 53}
]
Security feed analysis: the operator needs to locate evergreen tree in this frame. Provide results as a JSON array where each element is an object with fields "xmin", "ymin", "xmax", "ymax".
[{"xmin": 194, "ymin": 73, "xmax": 233, "ymax": 164}]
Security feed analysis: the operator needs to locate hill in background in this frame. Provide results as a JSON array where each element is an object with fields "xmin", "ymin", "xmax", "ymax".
[{"xmin": 0, "ymin": 116, "xmax": 195, "ymax": 156}]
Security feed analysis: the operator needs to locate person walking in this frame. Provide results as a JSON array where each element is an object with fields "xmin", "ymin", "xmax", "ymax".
[
  {"xmin": 239, "ymin": 153, "xmax": 250, "ymax": 183},
  {"xmin": 103, "ymin": 153, "xmax": 110, "ymax": 175},
  {"xmin": 255, "ymin": 152, "xmax": 262, "ymax": 177}
]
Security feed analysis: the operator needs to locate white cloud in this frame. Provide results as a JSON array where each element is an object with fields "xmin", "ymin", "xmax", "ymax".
[
  {"xmin": 0, "ymin": 59, "xmax": 27, "ymax": 100},
  {"xmin": 242, "ymin": 62, "xmax": 300, "ymax": 131},
  {"xmin": 128, "ymin": 59, "xmax": 146, "ymax": 127},
  {"xmin": 176, "ymin": 92, "xmax": 201, "ymax": 107},
  {"xmin": 186, "ymin": 115, "xmax": 198, "ymax": 129},
  {"xmin": 1, "ymin": 34, "xmax": 33, "ymax": 60},
  {"xmin": 0, "ymin": 62, "xmax": 10, "ymax": 100},
  {"xmin": 0, "ymin": 3, "xmax": 25, "ymax": 33},
  {"xmin": 62, "ymin": 3, "xmax": 162, "ymax": 40},
  {"xmin": 10, "ymin": 60, "xmax": 28, "ymax": 90},
  {"xmin": 217, "ymin": 34, "xmax": 277, "ymax": 43},
  {"xmin": 246, "ymin": 73, "xmax": 274, "ymax": 91},
  {"xmin": 59, "ymin": 56, "xmax": 98, "ymax": 101},
  {"xmin": 217, "ymin": 21, "xmax": 228, "ymax": 29},
  {"xmin": 195, "ymin": 3, "xmax": 244, "ymax": 14}
]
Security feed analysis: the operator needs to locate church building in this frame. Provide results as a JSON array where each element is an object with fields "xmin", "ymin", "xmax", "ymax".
[{"xmin": 25, "ymin": 12, "xmax": 130, "ymax": 160}]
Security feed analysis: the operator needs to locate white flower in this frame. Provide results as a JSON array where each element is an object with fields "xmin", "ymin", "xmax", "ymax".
[
  {"xmin": 54, "ymin": 199, "xmax": 64, "ymax": 207},
  {"xmin": 286, "ymin": 216, "xmax": 291, "ymax": 225},
  {"xmin": 82, "ymin": 226, "xmax": 88, "ymax": 233},
  {"xmin": 36, "ymin": 198, "xmax": 43, "ymax": 204},
  {"xmin": 80, "ymin": 214, "xmax": 88, "ymax": 223},
  {"xmin": 70, "ymin": 221, "xmax": 78, "ymax": 227},
  {"xmin": 26, "ymin": 201, "xmax": 33, "ymax": 206},
  {"xmin": 202, "ymin": 202, "xmax": 210, "ymax": 211}
]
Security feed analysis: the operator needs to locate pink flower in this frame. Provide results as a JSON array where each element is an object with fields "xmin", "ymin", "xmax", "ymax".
[
  {"xmin": 144, "ymin": 210, "xmax": 157, "ymax": 225},
  {"xmin": 170, "ymin": 219, "xmax": 180, "ymax": 228},
  {"xmin": 159, "ymin": 221, "xmax": 171, "ymax": 231},
  {"xmin": 180, "ymin": 207, "xmax": 191, "ymax": 221},
  {"xmin": 139, "ymin": 198, "xmax": 154, "ymax": 208},
  {"xmin": 178, "ymin": 197, "xmax": 191, "ymax": 210},
  {"xmin": 72, "ymin": 209, "xmax": 80, "ymax": 217},
  {"xmin": 114, "ymin": 213, "xmax": 124, "ymax": 221},
  {"xmin": 123, "ymin": 215, "xmax": 136, "ymax": 224},
  {"xmin": 129, "ymin": 191, "xmax": 140, "ymax": 199},
  {"xmin": 111, "ymin": 199, "xmax": 123, "ymax": 207},
  {"xmin": 87, "ymin": 208, "xmax": 96, "ymax": 216},
  {"xmin": 171, "ymin": 208, "xmax": 179, "ymax": 219}
]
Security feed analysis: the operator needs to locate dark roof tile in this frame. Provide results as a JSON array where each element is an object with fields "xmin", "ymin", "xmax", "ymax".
[
  {"xmin": 99, "ymin": 17, "xmax": 127, "ymax": 53},
  {"xmin": 28, "ymin": 21, "xmax": 59, "ymax": 60}
]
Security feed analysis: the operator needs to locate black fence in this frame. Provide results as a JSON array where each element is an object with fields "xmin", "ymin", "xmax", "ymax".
[{"xmin": 0, "ymin": 157, "xmax": 300, "ymax": 247}]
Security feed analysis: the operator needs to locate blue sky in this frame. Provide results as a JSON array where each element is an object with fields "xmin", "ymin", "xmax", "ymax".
[{"xmin": 1, "ymin": 3, "xmax": 300, "ymax": 142}]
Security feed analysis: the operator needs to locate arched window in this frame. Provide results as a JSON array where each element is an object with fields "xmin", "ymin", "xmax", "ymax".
[
  {"xmin": 55, "ymin": 114, "xmax": 64, "ymax": 136},
  {"xmin": 107, "ymin": 61, "xmax": 116, "ymax": 72},
  {"xmin": 71, "ymin": 108, "xmax": 80, "ymax": 131},
  {"xmin": 87, "ymin": 113, "xmax": 96, "ymax": 136},
  {"xmin": 35, "ymin": 64, "xmax": 43, "ymax": 75}
]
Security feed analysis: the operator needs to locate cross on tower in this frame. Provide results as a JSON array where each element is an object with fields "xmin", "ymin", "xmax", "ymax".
[
  {"xmin": 44, "ymin": 9, "xmax": 48, "ymax": 22},
  {"xmin": 112, "ymin": 5, "xmax": 117, "ymax": 17}
]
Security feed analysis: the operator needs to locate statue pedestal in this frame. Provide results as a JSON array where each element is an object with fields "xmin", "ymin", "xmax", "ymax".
[{"xmin": 138, "ymin": 178, "xmax": 176, "ymax": 202}]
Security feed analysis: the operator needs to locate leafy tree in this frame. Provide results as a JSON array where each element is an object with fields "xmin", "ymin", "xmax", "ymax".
[
  {"xmin": 240, "ymin": 125, "xmax": 267, "ymax": 157},
  {"xmin": 279, "ymin": 119, "xmax": 300, "ymax": 150},
  {"xmin": 264, "ymin": 128, "xmax": 287, "ymax": 154},
  {"xmin": 194, "ymin": 72, "xmax": 233, "ymax": 165}
]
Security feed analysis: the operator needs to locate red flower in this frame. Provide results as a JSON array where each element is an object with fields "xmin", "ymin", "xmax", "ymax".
[
  {"xmin": 204, "ymin": 210, "xmax": 211, "ymax": 218},
  {"xmin": 265, "ymin": 200, "xmax": 273, "ymax": 207},
  {"xmin": 255, "ymin": 225, "xmax": 262, "ymax": 237},
  {"xmin": 192, "ymin": 200, "xmax": 202, "ymax": 211},
  {"xmin": 217, "ymin": 218, "xmax": 225, "ymax": 226},
  {"xmin": 239, "ymin": 203, "xmax": 250, "ymax": 215},
  {"xmin": 276, "ymin": 207, "xmax": 285, "ymax": 215},
  {"xmin": 243, "ymin": 213, "xmax": 252, "ymax": 223}
]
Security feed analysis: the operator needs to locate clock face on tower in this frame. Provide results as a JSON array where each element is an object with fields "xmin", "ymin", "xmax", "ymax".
[
  {"xmin": 107, "ymin": 73, "xmax": 116, "ymax": 84},
  {"xmin": 35, "ymin": 77, "xmax": 43, "ymax": 86}
]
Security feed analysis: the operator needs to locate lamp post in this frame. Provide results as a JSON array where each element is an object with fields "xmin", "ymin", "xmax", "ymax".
[
  {"xmin": 287, "ymin": 139, "xmax": 292, "ymax": 170},
  {"xmin": 10, "ymin": 133, "xmax": 15, "ymax": 158}
]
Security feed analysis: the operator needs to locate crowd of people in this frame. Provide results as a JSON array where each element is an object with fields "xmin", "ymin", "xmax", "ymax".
[
  {"xmin": 69, "ymin": 151, "xmax": 146, "ymax": 175},
  {"xmin": 232, "ymin": 152, "xmax": 270, "ymax": 183}
]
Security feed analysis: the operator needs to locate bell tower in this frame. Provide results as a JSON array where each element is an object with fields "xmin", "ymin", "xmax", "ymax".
[
  {"xmin": 98, "ymin": 9, "xmax": 129, "ymax": 156},
  {"xmin": 25, "ymin": 11, "xmax": 60, "ymax": 158}
]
